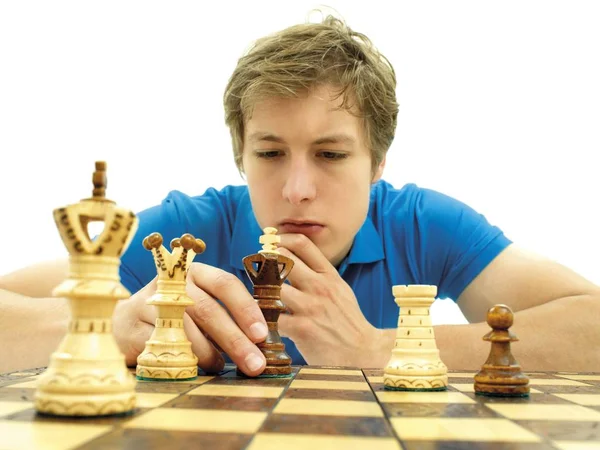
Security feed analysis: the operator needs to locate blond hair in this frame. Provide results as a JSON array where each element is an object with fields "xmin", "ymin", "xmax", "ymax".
[{"xmin": 223, "ymin": 13, "xmax": 399, "ymax": 174}]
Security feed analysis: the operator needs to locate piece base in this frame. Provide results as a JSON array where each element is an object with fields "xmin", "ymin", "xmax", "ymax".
[
  {"xmin": 136, "ymin": 375, "xmax": 197, "ymax": 382},
  {"xmin": 384, "ymin": 385, "xmax": 448, "ymax": 392},
  {"xmin": 36, "ymin": 408, "xmax": 136, "ymax": 419},
  {"xmin": 475, "ymin": 390, "xmax": 530, "ymax": 398},
  {"xmin": 255, "ymin": 372, "xmax": 294, "ymax": 379},
  {"xmin": 34, "ymin": 391, "xmax": 136, "ymax": 417},
  {"xmin": 136, "ymin": 365, "xmax": 198, "ymax": 381}
]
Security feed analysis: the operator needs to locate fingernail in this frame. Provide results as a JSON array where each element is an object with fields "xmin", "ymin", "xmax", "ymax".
[
  {"xmin": 245, "ymin": 353, "xmax": 264, "ymax": 372},
  {"xmin": 249, "ymin": 322, "xmax": 268, "ymax": 340}
]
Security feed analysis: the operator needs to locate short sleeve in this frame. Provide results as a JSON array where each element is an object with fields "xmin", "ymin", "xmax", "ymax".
[
  {"xmin": 119, "ymin": 192, "xmax": 189, "ymax": 294},
  {"xmin": 410, "ymin": 187, "xmax": 512, "ymax": 301},
  {"xmin": 119, "ymin": 186, "xmax": 244, "ymax": 295}
]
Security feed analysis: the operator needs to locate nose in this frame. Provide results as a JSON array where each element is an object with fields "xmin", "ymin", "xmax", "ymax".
[{"xmin": 281, "ymin": 157, "xmax": 317, "ymax": 205}]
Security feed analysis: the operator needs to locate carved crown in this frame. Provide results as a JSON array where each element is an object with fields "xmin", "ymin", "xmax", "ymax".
[
  {"xmin": 52, "ymin": 161, "xmax": 138, "ymax": 259},
  {"xmin": 143, "ymin": 232, "xmax": 206, "ymax": 282}
]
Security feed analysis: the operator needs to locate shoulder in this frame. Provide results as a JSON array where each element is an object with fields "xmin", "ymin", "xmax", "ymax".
[
  {"xmin": 158, "ymin": 184, "xmax": 250, "ymax": 221},
  {"xmin": 369, "ymin": 179, "xmax": 473, "ymax": 228},
  {"xmin": 120, "ymin": 184, "xmax": 251, "ymax": 293},
  {"xmin": 370, "ymin": 179, "xmax": 512, "ymax": 299}
]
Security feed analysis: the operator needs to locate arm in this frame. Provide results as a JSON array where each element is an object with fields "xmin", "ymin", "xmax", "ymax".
[
  {"xmin": 439, "ymin": 244, "xmax": 600, "ymax": 371},
  {"xmin": 374, "ymin": 244, "xmax": 600, "ymax": 371},
  {"xmin": 0, "ymin": 259, "xmax": 68, "ymax": 298},
  {"xmin": 0, "ymin": 289, "xmax": 69, "ymax": 374}
]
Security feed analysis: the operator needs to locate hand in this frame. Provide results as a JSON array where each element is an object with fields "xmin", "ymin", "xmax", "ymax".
[
  {"xmin": 112, "ymin": 263, "xmax": 269, "ymax": 376},
  {"xmin": 277, "ymin": 234, "xmax": 382, "ymax": 367}
]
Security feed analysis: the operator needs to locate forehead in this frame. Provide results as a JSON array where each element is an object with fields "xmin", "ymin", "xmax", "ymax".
[{"xmin": 244, "ymin": 87, "xmax": 363, "ymax": 137}]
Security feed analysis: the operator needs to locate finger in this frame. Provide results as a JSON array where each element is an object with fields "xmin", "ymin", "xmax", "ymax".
[
  {"xmin": 278, "ymin": 247, "xmax": 316, "ymax": 290},
  {"xmin": 182, "ymin": 312, "xmax": 225, "ymax": 374},
  {"xmin": 123, "ymin": 320, "xmax": 154, "ymax": 367},
  {"xmin": 280, "ymin": 282, "xmax": 306, "ymax": 316},
  {"xmin": 278, "ymin": 311, "xmax": 310, "ymax": 342},
  {"xmin": 278, "ymin": 312, "xmax": 292, "ymax": 338},
  {"xmin": 185, "ymin": 282, "xmax": 266, "ymax": 377},
  {"xmin": 188, "ymin": 263, "xmax": 268, "ymax": 342},
  {"xmin": 278, "ymin": 233, "xmax": 332, "ymax": 274}
]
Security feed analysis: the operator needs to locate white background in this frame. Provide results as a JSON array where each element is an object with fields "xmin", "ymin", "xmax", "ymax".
[{"xmin": 1, "ymin": 1, "xmax": 598, "ymax": 325}]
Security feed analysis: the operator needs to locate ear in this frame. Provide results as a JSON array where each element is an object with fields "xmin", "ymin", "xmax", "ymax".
[{"xmin": 371, "ymin": 155, "xmax": 386, "ymax": 183}]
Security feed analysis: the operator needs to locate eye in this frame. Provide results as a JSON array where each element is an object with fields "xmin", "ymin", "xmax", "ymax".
[
  {"xmin": 255, "ymin": 150, "xmax": 282, "ymax": 159},
  {"xmin": 319, "ymin": 151, "xmax": 348, "ymax": 160}
]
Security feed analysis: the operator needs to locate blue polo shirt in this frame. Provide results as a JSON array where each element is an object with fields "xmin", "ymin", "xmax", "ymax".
[{"xmin": 119, "ymin": 180, "xmax": 511, "ymax": 365}]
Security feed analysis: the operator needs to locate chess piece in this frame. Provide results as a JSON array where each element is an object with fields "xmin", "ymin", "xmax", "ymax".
[
  {"xmin": 384, "ymin": 285, "xmax": 448, "ymax": 391},
  {"xmin": 35, "ymin": 161, "xmax": 138, "ymax": 417},
  {"xmin": 136, "ymin": 232, "xmax": 206, "ymax": 381},
  {"xmin": 474, "ymin": 304, "xmax": 530, "ymax": 397},
  {"xmin": 238, "ymin": 227, "xmax": 294, "ymax": 377}
]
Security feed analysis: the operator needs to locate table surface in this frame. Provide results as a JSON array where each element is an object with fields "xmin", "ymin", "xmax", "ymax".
[{"xmin": 0, "ymin": 365, "xmax": 599, "ymax": 450}]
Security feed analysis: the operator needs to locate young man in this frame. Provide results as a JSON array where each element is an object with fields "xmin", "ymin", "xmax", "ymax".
[{"xmin": 1, "ymin": 15, "xmax": 599, "ymax": 375}]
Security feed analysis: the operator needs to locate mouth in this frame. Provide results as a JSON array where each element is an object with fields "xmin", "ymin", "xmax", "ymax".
[{"xmin": 278, "ymin": 220, "xmax": 325, "ymax": 236}]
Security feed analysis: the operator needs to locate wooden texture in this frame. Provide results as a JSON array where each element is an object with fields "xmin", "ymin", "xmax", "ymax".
[
  {"xmin": 474, "ymin": 304, "xmax": 531, "ymax": 397},
  {"xmin": 384, "ymin": 285, "xmax": 449, "ymax": 391},
  {"xmin": 2, "ymin": 366, "xmax": 600, "ymax": 449},
  {"xmin": 35, "ymin": 161, "xmax": 139, "ymax": 417},
  {"xmin": 136, "ymin": 232, "xmax": 206, "ymax": 381},
  {"xmin": 240, "ymin": 227, "xmax": 294, "ymax": 377}
]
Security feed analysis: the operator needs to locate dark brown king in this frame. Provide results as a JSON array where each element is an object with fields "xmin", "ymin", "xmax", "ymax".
[{"xmin": 239, "ymin": 251, "xmax": 294, "ymax": 377}]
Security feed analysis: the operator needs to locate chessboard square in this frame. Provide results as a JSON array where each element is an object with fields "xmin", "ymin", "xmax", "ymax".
[
  {"xmin": 451, "ymin": 383, "xmax": 543, "ymax": 394},
  {"xmin": 554, "ymin": 394, "xmax": 600, "ymax": 406},
  {"xmin": 0, "ymin": 401, "xmax": 34, "ymax": 417},
  {"xmin": 0, "ymin": 388, "xmax": 36, "ymax": 402},
  {"xmin": 162, "ymin": 394, "xmax": 278, "ymax": 412},
  {"xmin": 123, "ymin": 408, "xmax": 267, "ymax": 433},
  {"xmin": 274, "ymin": 398, "xmax": 383, "ymax": 417},
  {"xmin": 487, "ymin": 404, "xmax": 600, "ymax": 421},
  {"xmin": 552, "ymin": 441, "xmax": 600, "ymax": 450},
  {"xmin": 530, "ymin": 379, "xmax": 591, "ymax": 386},
  {"xmin": 289, "ymin": 380, "xmax": 369, "ymax": 391},
  {"xmin": 247, "ymin": 433, "xmax": 401, "ymax": 450},
  {"xmin": 376, "ymin": 391, "xmax": 475, "ymax": 404},
  {"xmin": 368, "ymin": 376, "xmax": 384, "ymax": 384},
  {"xmin": 447, "ymin": 372, "xmax": 477, "ymax": 378},
  {"xmin": 134, "ymin": 382, "xmax": 198, "ymax": 395},
  {"xmin": 0, "ymin": 420, "xmax": 111, "ymax": 450},
  {"xmin": 295, "ymin": 373, "xmax": 365, "ymax": 382},
  {"xmin": 135, "ymin": 393, "xmax": 179, "ymax": 408},
  {"xmin": 188, "ymin": 384, "xmax": 284, "ymax": 398},
  {"xmin": 260, "ymin": 413, "xmax": 393, "ymax": 437},
  {"xmin": 390, "ymin": 417, "xmax": 541, "ymax": 442},
  {"xmin": 87, "ymin": 428, "xmax": 253, "ymax": 450},
  {"xmin": 557, "ymin": 375, "xmax": 600, "ymax": 382},
  {"xmin": 5, "ymin": 380, "xmax": 39, "ymax": 389},
  {"xmin": 298, "ymin": 368, "xmax": 363, "ymax": 376},
  {"xmin": 383, "ymin": 402, "xmax": 500, "ymax": 419},
  {"xmin": 284, "ymin": 387, "xmax": 375, "ymax": 402}
]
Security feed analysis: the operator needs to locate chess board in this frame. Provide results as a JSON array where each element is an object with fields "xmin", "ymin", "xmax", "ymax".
[{"xmin": 1, "ymin": 366, "xmax": 599, "ymax": 449}]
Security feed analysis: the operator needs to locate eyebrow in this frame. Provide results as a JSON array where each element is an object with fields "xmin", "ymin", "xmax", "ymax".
[{"xmin": 248, "ymin": 132, "xmax": 356, "ymax": 146}]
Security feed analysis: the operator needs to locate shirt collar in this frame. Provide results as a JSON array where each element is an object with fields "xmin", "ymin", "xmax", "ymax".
[{"xmin": 229, "ymin": 190, "xmax": 385, "ymax": 271}]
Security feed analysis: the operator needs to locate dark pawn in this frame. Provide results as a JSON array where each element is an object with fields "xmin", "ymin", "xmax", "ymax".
[{"xmin": 474, "ymin": 304, "xmax": 530, "ymax": 397}]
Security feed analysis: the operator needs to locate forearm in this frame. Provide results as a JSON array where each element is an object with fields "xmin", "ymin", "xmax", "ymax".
[
  {"xmin": 0, "ymin": 288, "xmax": 69, "ymax": 374},
  {"xmin": 375, "ymin": 294, "xmax": 600, "ymax": 372},
  {"xmin": 435, "ymin": 294, "xmax": 600, "ymax": 372}
]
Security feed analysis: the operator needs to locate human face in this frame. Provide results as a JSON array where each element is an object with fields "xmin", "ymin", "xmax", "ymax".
[{"xmin": 241, "ymin": 85, "xmax": 385, "ymax": 267}]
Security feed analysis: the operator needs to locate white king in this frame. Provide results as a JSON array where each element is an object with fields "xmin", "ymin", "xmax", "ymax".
[{"xmin": 35, "ymin": 161, "xmax": 139, "ymax": 417}]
